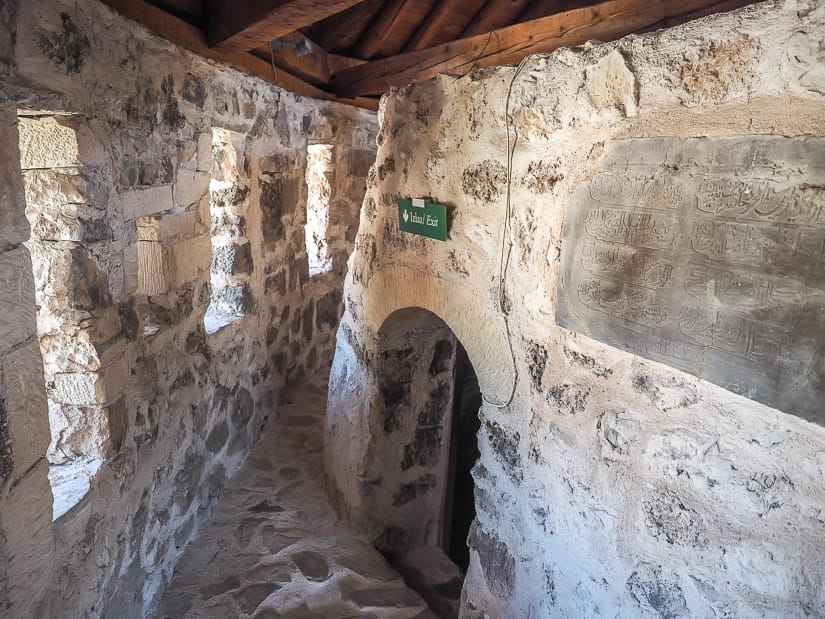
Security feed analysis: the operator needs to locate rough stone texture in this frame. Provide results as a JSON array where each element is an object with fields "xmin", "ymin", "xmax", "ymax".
[
  {"xmin": 557, "ymin": 136, "xmax": 825, "ymax": 422},
  {"xmin": 326, "ymin": 3, "xmax": 825, "ymax": 618},
  {"xmin": 365, "ymin": 308, "xmax": 458, "ymax": 557},
  {"xmin": 0, "ymin": 107, "xmax": 56, "ymax": 618},
  {"xmin": 151, "ymin": 382, "xmax": 430, "ymax": 619},
  {"xmin": 0, "ymin": 0, "xmax": 376, "ymax": 616}
]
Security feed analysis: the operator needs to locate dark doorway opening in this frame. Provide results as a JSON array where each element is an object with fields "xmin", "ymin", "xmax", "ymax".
[
  {"xmin": 442, "ymin": 342, "xmax": 481, "ymax": 572},
  {"xmin": 370, "ymin": 308, "xmax": 484, "ymax": 617}
]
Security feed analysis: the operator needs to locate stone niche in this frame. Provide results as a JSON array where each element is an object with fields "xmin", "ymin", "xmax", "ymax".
[{"xmin": 558, "ymin": 136, "xmax": 825, "ymax": 423}]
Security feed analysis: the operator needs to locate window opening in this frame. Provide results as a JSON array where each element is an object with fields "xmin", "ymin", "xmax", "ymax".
[
  {"xmin": 203, "ymin": 128, "xmax": 251, "ymax": 334},
  {"xmin": 304, "ymin": 143, "xmax": 334, "ymax": 276},
  {"xmin": 18, "ymin": 113, "xmax": 106, "ymax": 519}
]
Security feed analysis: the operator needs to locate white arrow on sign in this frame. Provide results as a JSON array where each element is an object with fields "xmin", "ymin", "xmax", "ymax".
[{"xmin": 402, "ymin": 209, "xmax": 409, "ymax": 222}]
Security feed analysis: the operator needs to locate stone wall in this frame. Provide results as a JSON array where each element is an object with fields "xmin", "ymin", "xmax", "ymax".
[
  {"xmin": 370, "ymin": 308, "xmax": 458, "ymax": 557},
  {"xmin": 0, "ymin": 0, "xmax": 376, "ymax": 616},
  {"xmin": 326, "ymin": 1, "xmax": 825, "ymax": 617}
]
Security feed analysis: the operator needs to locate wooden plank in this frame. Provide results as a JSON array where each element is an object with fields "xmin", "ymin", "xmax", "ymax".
[
  {"xmin": 207, "ymin": 0, "xmax": 365, "ymax": 51},
  {"xmin": 303, "ymin": 0, "xmax": 386, "ymax": 55},
  {"xmin": 328, "ymin": 54, "xmax": 367, "ymax": 74},
  {"xmin": 460, "ymin": 0, "xmax": 533, "ymax": 37},
  {"xmin": 404, "ymin": 0, "xmax": 487, "ymax": 52},
  {"xmin": 330, "ymin": 0, "xmax": 757, "ymax": 97},
  {"xmin": 148, "ymin": 0, "xmax": 205, "ymax": 24},
  {"xmin": 100, "ymin": 0, "xmax": 378, "ymax": 110},
  {"xmin": 340, "ymin": 96, "xmax": 381, "ymax": 111},
  {"xmin": 519, "ymin": 0, "xmax": 604, "ymax": 22},
  {"xmin": 352, "ymin": 0, "xmax": 437, "ymax": 59}
]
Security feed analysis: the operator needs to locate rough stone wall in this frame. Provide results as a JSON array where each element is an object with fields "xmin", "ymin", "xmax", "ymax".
[
  {"xmin": 0, "ymin": 0, "xmax": 376, "ymax": 616},
  {"xmin": 370, "ymin": 308, "xmax": 458, "ymax": 557},
  {"xmin": 326, "ymin": 2, "xmax": 825, "ymax": 617},
  {"xmin": 0, "ymin": 105, "xmax": 57, "ymax": 619}
]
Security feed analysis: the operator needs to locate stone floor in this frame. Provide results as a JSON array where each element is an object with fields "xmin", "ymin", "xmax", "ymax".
[{"xmin": 151, "ymin": 381, "xmax": 435, "ymax": 618}]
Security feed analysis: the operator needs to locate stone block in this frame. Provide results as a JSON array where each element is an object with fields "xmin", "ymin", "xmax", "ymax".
[
  {"xmin": 121, "ymin": 185, "xmax": 174, "ymax": 218},
  {"xmin": 196, "ymin": 132, "xmax": 213, "ymax": 172},
  {"xmin": 211, "ymin": 241, "xmax": 253, "ymax": 276},
  {"xmin": 467, "ymin": 523, "xmax": 515, "ymax": 599},
  {"xmin": 169, "ymin": 234, "xmax": 211, "ymax": 287},
  {"xmin": 175, "ymin": 169, "xmax": 210, "ymax": 208},
  {"xmin": 158, "ymin": 203, "xmax": 209, "ymax": 240},
  {"xmin": 18, "ymin": 116, "xmax": 79, "ymax": 169},
  {"xmin": 586, "ymin": 50, "xmax": 637, "ymax": 117},
  {"xmin": 557, "ymin": 136, "xmax": 825, "ymax": 423},
  {"xmin": 50, "ymin": 207, "xmax": 111, "ymax": 243},
  {"xmin": 38, "ymin": 331, "xmax": 98, "ymax": 375},
  {"xmin": 0, "ymin": 247, "xmax": 38, "ymax": 353},
  {"xmin": 2, "ymin": 339, "xmax": 50, "ymax": 479},
  {"xmin": 23, "ymin": 169, "xmax": 99, "ymax": 208},
  {"xmin": 51, "ymin": 371, "xmax": 97, "ymax": 406}
]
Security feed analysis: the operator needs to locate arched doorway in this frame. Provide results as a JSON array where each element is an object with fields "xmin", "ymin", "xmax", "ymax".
[{"xmin": 365, "ymin": 307, "xmax": 481, "ymax": 612}]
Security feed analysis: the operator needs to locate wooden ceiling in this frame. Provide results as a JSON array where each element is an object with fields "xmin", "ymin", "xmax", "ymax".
[{"xmin": 101, "ymin": 0, "xmax": 758, "ymax": 110}]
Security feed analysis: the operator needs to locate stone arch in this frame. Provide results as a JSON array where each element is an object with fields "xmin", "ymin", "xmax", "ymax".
[
  {"xmin": 361, "ymin": 265, "xmax": 514, "ymax": 404},
  {"xmin": 325, "ymin": 262, "xmax": 514, "ymax": 533},
  {"xmin": 325, "ymin": 259, "xmax": 515, "ymax": 564}
]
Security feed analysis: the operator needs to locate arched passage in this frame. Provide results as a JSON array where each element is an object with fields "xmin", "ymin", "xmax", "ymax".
[{"xmin": 365, "ymin": 307, "xmax": 481, "ymax": 574}]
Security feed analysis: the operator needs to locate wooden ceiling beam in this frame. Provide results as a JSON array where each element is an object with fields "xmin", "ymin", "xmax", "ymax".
[
  {"xmin": 330, "ymin": 0, "xmax": 757, "ymax": 97},
  {"xmin": 519, "ymin": 0, "xmax": 603, "ymax": 23},
  {"xmin": 99, "ymin": 0, "xmax": 378, "ymax": 110},
  {"xmin": 404, "ymin": 0, "xmax": 487, "ymax": 52},
  {"xmin": 460, "ymin": 0, "xmax": 533, "ymax": 38},
  {"xmin": 206, "ymin": 0, "xmax": 365, "ymax": 51},
  {"xmin": 253, "ymin": 33, "xmax": 363, "ymax": 85},
  {"xmin": 150, "ymin": 0, "xmax": 205, "ymax": 24},
  {"xmin": 352, "ymin": 0, "xmax": 437, "ymax": 60},
  {"xmin": 253, "ymin": 32, "xmax": 331, "ymax": 85},
  {"xmin": 303, "ymin": 0, "xmax": 386, "ymax": 55}
]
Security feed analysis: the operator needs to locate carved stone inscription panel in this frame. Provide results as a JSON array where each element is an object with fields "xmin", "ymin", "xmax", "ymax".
[{"xmin": 557, "ymin": 137, "xmax": 825, "ymax": 423}]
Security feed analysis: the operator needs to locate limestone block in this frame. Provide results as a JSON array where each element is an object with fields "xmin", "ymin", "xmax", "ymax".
[
  {"xmin": 18, "ymin": 116, "xmax": 80, "ymax": 169},
  {"xmin": 0, "ymin": 111, "xmax": 31, "ymax": 249},
  {"xmin": 22, "ymin": 169, "xmax": 97, "ymax": 207},
  {"xmin": 175, "ymin": 169, "xmax": 210, "ymax": 208},
  {"xmin": 51, "ymin": 371, "xmax": 98, "ymax": 407},
  {"xmin": 0, "ymin": 247, "xmax": 38, "ymax": 353},
  {"xmin": 586, "ymin": 50, "xmax": 637, "ymax": 117},
  {"xmin": 38, "ymin": 331, "xmax": 98, "ymax": 374},
  {"xmin": 169, "ymin": 234, "xmax": 211, "ymax": 287},
  {"xmin": 196, "ymin": 132, "xmax": 213, "ymax": 172},
  {"xmin": 788, "ymin": 26, "xmax": 825, "ymax": 95},
  {"xmin": 121, "ymin": 185, "xmax": 174, "ymax": 218},
  {"xmin": 32, "ymin": 205, "xmax": 111, "ymax": 243},
  {"xmin": 158, "ymin": 205, "xmax": 209, "ymax": 240},
  {"xmin": 2, "ymin": 340, "xmax": 50, "ymax": 480}
]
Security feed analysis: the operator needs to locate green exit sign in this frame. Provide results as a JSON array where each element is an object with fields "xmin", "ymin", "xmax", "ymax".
[{"xmin": 397, "ymin": 198, "xmax": 447, "ymax": 241}]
